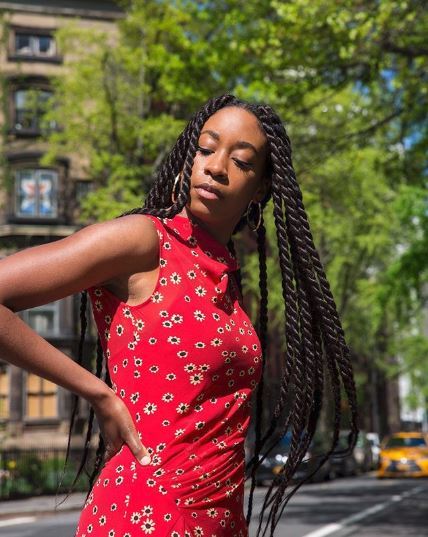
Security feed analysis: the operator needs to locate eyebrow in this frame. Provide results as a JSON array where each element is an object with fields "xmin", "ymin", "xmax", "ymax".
[{"xmin": 200, "ymin": 129, "xmax": 258, "ymax": 155}]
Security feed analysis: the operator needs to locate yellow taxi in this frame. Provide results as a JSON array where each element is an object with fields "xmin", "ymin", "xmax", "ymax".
[{"xmin": 377, "ymin": 432, "xmax": 428, "ymax": 478}]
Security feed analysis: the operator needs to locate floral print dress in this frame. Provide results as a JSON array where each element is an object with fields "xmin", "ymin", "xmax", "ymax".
[{"xmin": 74, "ymin": 213, "xmax": 263, "ymax": 537}]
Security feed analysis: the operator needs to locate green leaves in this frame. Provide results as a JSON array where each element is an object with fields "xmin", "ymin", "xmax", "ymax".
[{"xmin": 38, "ymin": 0, "xmax": 428, "ymax": 400}]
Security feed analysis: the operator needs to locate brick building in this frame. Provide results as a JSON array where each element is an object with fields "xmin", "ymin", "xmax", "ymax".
[{"xmin": 0, "ymin": 1, "xmax": 123, "ymax": 449}]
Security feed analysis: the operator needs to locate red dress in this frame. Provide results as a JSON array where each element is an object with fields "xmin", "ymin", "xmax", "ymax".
[{"xmin": 75, "ymin": 213, "xmax": 262, "ymax": 537}]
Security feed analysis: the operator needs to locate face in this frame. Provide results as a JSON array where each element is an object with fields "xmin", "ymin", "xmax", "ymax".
[{"xmin": 184, "ymin": 106, "xmax": 269, "ymax": 230}]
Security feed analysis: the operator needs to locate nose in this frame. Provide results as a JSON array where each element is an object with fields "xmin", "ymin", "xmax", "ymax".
[{"xmin": 204, "ymin": 150, "xmax": 228, "ymax": 180}]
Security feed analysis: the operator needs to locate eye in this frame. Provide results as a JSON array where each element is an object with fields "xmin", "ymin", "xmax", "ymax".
[
  {"xmin": 197, "ymin": 146, "xmax": 212, "ymax": 155},
  {"xmin": 233, "ymin": 158, "xmax": 253, "ymax": 171}
]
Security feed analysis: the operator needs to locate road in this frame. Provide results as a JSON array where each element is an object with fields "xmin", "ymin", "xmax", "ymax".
[{"xmin": 0, "ymin": 475, "xmax": 427, "ymax": 537}]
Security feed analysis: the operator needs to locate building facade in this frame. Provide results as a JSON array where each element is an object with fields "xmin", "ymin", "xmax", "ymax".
[{"xmin": 0, "ymin": 0, "xmax": 123, "ymax": 449}]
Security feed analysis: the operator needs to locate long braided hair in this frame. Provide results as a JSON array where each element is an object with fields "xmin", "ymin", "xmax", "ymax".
[{"xmin": 61, "ymin": 94, "xmax": 358, "ymax": 536}]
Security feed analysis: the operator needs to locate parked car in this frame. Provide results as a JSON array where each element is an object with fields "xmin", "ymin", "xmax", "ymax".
[
  {"xmin": 377, "ymin": 431, "xmax": 428, "ymax": 478},
  {"xmin": 366, "ymin": 432, "xmax": 381, "ymax": 469},
  {"xmin": 246, "ymin": 431, "xmax": 335, "ymax": 486},
  {"xmin": 331, "ymin": 430, "xmax": 373, "ymax": 477}
]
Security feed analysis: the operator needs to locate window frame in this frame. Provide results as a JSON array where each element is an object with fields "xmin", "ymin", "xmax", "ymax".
[
  {"xmin": 23, "ymin": 371, "xmax": 58, "ymax": 421},
  {"xmin": 12, "ymin": 86, "xmax": 55, "ymax": 135},
  {"xmin": 0, "ymin": 362, "xmax": 10, "ymax": 421},
  {"xmin": 20, "ymin": 299, "xmax": 61, "ymax": 337},
  {"xmin": 7, "ymin": 25, "xmax": 62, "ymax": 64}
]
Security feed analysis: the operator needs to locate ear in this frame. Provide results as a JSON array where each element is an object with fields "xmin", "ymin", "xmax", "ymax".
[{"xmin": 252, "ymin": 177, "xmax": 270, "ymax": 203}]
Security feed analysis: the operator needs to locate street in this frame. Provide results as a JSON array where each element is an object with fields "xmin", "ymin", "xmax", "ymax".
[{"xmin": 0, "ymin": 475, "xmax": 427, "ymax": 536}]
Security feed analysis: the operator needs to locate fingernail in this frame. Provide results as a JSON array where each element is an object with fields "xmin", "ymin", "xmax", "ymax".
[{"xmin": 139, "ymin": 455, "xmax": 151, "ymax": 466}]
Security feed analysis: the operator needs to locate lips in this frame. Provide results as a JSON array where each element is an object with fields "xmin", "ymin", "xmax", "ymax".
[{"xmin": 194, "ymin": 182, "xmax": 223, "ymax": 199}]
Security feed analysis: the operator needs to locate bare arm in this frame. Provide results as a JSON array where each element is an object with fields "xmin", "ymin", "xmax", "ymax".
[{"xmin": 0, "ymin": 214, "xmax": 159, "ymax": 465}]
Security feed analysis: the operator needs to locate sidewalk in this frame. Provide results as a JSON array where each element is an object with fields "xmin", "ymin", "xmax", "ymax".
[{"xmin": 0, "ymin": 491, "xmax": 87, "ymax": 519}]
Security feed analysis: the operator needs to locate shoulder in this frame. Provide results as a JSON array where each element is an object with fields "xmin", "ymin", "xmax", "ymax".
[{"xmin": 89, "ymin": 213, "xmax": 161, "ymax": 266}]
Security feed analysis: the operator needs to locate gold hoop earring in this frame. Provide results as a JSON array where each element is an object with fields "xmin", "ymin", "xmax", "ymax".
[
  {"xmin": 246, "ymin": 200, "xmax": 262, "ymax": 231},
  {"xmin": 171, "ymin": 173, "xmax": 181, "ymax": 204}
]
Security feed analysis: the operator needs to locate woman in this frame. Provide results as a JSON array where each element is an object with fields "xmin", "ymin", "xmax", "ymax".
[{"xmin": 0, "ymin": 94, "xmax": 358, "ymax": 536}]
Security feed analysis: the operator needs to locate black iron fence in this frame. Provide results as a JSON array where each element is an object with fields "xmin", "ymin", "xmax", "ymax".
[{"xmin": 0, "ymin": 447, "xmax": 94, "ymax": 499}]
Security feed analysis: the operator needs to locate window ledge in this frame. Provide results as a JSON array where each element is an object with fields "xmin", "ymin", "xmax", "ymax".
[
  {"xmin": 7, "ymin": 54, "xmax": 63, "ymax": 64},
  {"xmin": 0, "ymin": 223, "xmax": 80, "ymax": 237}
]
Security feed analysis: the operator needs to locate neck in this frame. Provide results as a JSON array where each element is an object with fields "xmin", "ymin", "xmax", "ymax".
[{"xmin": 178, "ymin": 206, "xmax": 234, "ymax": 246}]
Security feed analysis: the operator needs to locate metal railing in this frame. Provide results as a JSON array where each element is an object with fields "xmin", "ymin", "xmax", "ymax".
[{"xmin": 0, "ymin": 447, "xmax": 94, "ymax": 500}]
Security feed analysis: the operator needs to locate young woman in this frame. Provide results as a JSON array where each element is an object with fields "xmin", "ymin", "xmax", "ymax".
[{"xmin": 0, "ymin": 94, "xmax": 358, "ymax": 537}]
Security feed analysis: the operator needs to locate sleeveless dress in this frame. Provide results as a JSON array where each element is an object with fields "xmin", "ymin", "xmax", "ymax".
[{"xmin": 74, "ymin": 213, "xmax": 263, "ymax": 537}]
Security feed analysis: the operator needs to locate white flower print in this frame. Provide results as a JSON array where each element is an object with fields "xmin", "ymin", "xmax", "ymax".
[
  {"xmin": 143, "ymin": 402, "xmax": 157, "ymax": 415},
  {"xmin": 151, "ymin": 291, "xmax": 163, "ymax": 303},
  {"xmin": 184, "ymin": 363, "xmax": 197, "ymax": 373},
  {"xmin": 134, "ymin": 370, "xmax": 141, "ymax": 379},
  {"xmin": 162, "ymin": 392, "xmax": 174, "ymax": 403},
  {"xmin": 142, "ymin": 505, "xmax": 153, "ymax": 516},
  {"xmin": 212, "ymin": 312, "xmax": 220, "ymax": 321},
  {"xmin": 170, "ymin": 272, "xmax": 181, "ymax": 284},
  {"xmin": 171, "ymin": 313, "xmax": 183, "ymax": 323},
  {"xmin": 166, "ymin": 373, "xmax": 176, "ymax": 380},
  {"xmin": 175, "ymin": 428, "xmax": 185, "ymax": 437},
  {"xmin": 195, "ymin": 286, "xmax": 206, "ymax": 297},
  {"xmin": 159, "ymin": 257, "xmax": 167, "ymax": 267},
  {"xmin": 159, "ymin": 276, "xmax": 168, "ymax": 286},
  {"xmin": 177, "ymin": 350, "xmax": 188, "ymax": 358},
  {"xmin": 176, "ymin": 402, "xmax": 189, "ymax": 414},
  {"xmin": 190, "ymin": 373, "xmax": 203, "ymax": 385},
  {"xmin": 162, "ymin": 320, "xmax": 173, "ymax": 328},
  {"xmin": 164, "ymin": 513, "xmax": 172, "ymax": 522},
  {"xmin": 134, "ymin": 357, "xmax": 143, "ymax": 367},
  {"xmin": 187, "ymin": 269, "xmax": 197, "ymax": 279},
  {"xmin": 160, "ymin": 310, "xmax": 169, "ymax": 318},
  {"xmin": 149, "ymin": 365, "xmax": 159, "ymax": 373},
  {"xmin": 184, "ymin": 295, "xmax": 191, "ymax": 302},
  {"xmin": 194, "ymin": 342, "xmax": 205, "ymax": 349},
  {"xmin": 163, "ymin": 241, "xmax": 171, "ymax": 250},
  {"xmin": 130, "ymin": 392, "xmax": 139, "ymax": 404},
  {"xmin": 99, "ymin": 515, "xmax": 107, "ymax": 526},
  {"xmin": 162, "ymin": 419, "xmax": 170, "ymax": 426},
  {"xmin": 148, "ymin": 337, "xmax": 157, "ymax": 345},
  {"xmin": 130, "ymin": 512, "xmax": 142, "ymax": 524},
  {"xmin": 116, "ymin": 324, "xmax": 124, "ymax": 336},
  {"xmin": 195, "ymin": 421, "xmax": 205, "ymax": 430},
  {"xmin": 207, "ymin": 507, "xmax": 218, "ymax": 518},
  {"xmin": 167, "ymin": 335, "xmax": 180, "ymax": 345},
  {"xmin": 199, "ymin": 364, "xmax": 210, "ymax": 372},
  {"xmin": 193, "ymin": 310, "xmax": 205, "ymax": 322},
  {"xmin": 141, "ymin": 518, "xmax": 156, "ymax": 534}
]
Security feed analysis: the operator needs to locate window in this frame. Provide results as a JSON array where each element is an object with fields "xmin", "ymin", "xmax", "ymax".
[
  {"xmin": 13, "ymin": 88, "xmax": 55, "ymax": 133},
  {"xmin": 15, "ymin": 168, "xmax": 58, "ymax": 218},
  {"xmin": 25, "ymin": 373, "xmax": 57, "ymax": 419},
  {"xmin": 75, "ymin": 180, "xmax": 93, "ymax": 203},
  {"xmin": 0, "ymin": 364, "xmax": 9, "ymax": 419},
  {"xmin": 21, "ymin": 301, "xmax": 60, "ymax": 336},
  {"xmin": 15, "ymin": 32, "xmax": 56, "ymax": 58}
]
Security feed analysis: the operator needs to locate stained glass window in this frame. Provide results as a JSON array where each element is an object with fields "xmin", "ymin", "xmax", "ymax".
[{"xmin": 15, "ymin": 169, "xmax": 58, "ymax": 218}]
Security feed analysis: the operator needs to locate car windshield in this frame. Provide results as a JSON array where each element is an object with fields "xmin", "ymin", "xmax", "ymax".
[{"xmin": 385, "ymin": 437, "xmax": 427, "ymax": 448}]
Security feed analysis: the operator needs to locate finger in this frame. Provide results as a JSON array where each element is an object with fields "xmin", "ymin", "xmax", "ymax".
[{"xmin": 123, "ymin": 428, "xmax": 151, "ymax": 466}]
